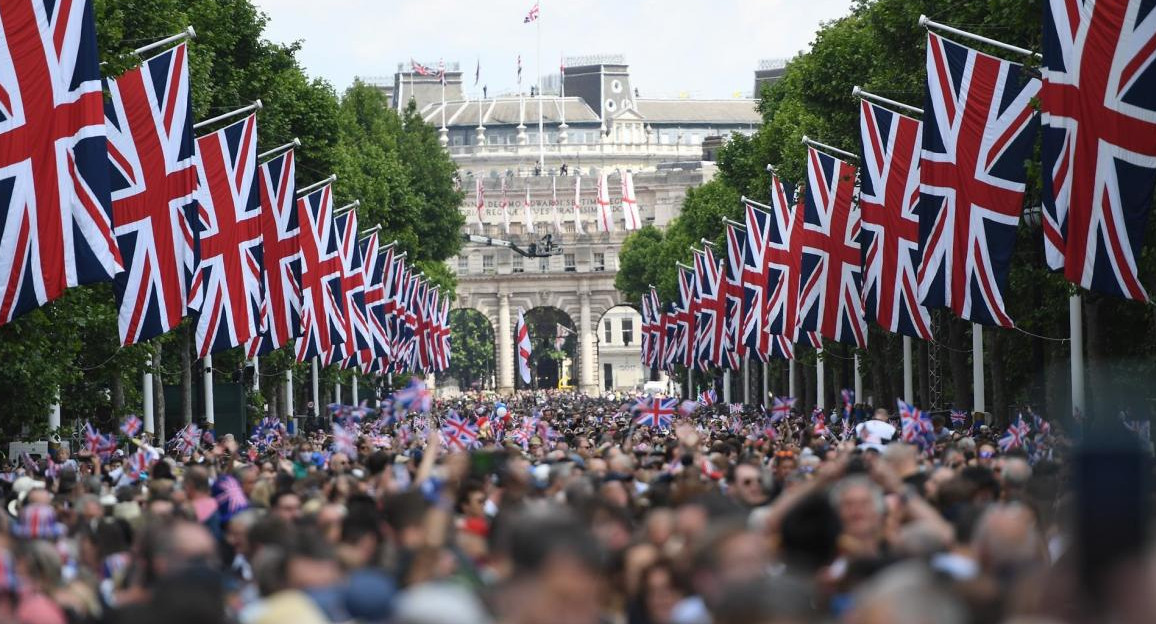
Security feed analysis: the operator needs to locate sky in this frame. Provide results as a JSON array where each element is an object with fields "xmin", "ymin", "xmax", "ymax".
[{"xmin": 251, "ymin": 0, "xmax": 855, "ymax": 99}]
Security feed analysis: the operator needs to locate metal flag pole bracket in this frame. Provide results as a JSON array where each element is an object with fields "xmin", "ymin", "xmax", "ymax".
[
  {"xmin": 700, "ymin": 238, "xmax": 716, "ymax": 247},
  {"xmin": 296, "ymin": 175, "xmax": 337, "ymax": 198},
  {"xmin": 801, "ymin": 135, "xmax": 859, "ymax": 162},
  {"xmin": 918, "ymin": 14, "xmax": 1040, "ymax": 59},
  {"xmin": 360, "ymin": 224, "xmax": 383, "ymax": 238},
  {"xmin": 675, "ymin": 261, "xmax": 694, "ymax": 270},
  {"xmin": 852, "ymin": 86, "xmax": 924, "ymax": 116},
  {"xmin": 722, "ymin": 217, "xmax": 746, "ymax": 230},
  {"xmin": 740, "ymin": 195, "xmax": 774, "ymax": 211},
  {"xmin": 194, "ymin": 100, "xmax": 262, "ymax": 132},
  {"xmin": 258, "ymin": 137, "xmax": 300, "ymax": 161},
  {"xmin": 334, "ymin": 200, "xmax": 361, "ymax": 215},
  {"xmin": 133, "ymin": 26, "xmax": 196, "ymax": 56}
]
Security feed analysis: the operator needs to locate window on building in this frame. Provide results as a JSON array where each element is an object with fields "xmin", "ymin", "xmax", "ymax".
[
  {"xmin": 593, "ymin": 252, "xmax": 605, "ymax": 272},
  {"xmin": 511, "ymin": 255, "xmax": 523, "ymax": 273},
  {"xmin": 539, "ymin": 257, "xmax": 549, "ymax": 272},
  {"xmin": 564, "ymin": 222, "xmax": 576, "ymax": 234},
  {"xmin": 457, "ymin": 256, "xmax": 468, "ymax": 274},
  {"xmin": 604, "ymin": 319, "xmax": 613, "ymax": 344},
  {"xmin": 621, "ymin": 318, "xmax": 634, "ymax": 345},
  {"xmin": 482, "ymin": 255, "xmax": 495, "ymax": 273},
  {"xmin": 451, "ymin": 134, "xmax": 464, "ymax": 146},
  {"xmin": 564, "ymin": 253, "xmax": 576, "ymax": 272}
]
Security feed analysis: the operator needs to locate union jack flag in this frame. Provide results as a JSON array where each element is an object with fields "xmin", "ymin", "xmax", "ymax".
[
  {"xmin": 858, "ymin": 99, "xmax": 933, "ymax": 340},
  {"xmin": 331, "ymin": 422, "xmax": 357, "ymax": 456},
  {"xmin": 698, "ymin": 388, "xmax": 717, "ymax": 406},
  {"xmin": 640, "ymin": 294, "xmax": 653, "ymax": 366},
  {"xmin": 798, "ymin": 147, "xmax": 866, "ymax": 348},
  {"xmin": 729, "ymin": 403, "xmax": 744, "ymax": 415},
  {"xmin": 898, "ymin": 399, "xmax": 933, "ymax": 446},
  {"xmin": 84, "ymin": 421, "xmax": 116, "ymax": 458},
  {"xmin": 765, "ymin": 174, "xmax": 804, "ymax": 347},
  {"xmin": 358, "ymin": 234, "xmax": 390, "ymax": 370},
  {"xmin": 675, "ymin": 266, "xmax": 698, "ymax": 368},
  {"xmin": 644, "ymin": 287, "xmax": 664, "ymax": 368},
  {"xmin": 213, "ymin": 475, "xmax": 249, "ymax": 515},
  {"xmin": 126, "ymin": 450, "xmax": 151, "ymax": 480},
  {"xmin": 723, "ymin": 223, "xmax": 745, "ymax": 368},
  {"xmin": 0, "ymin": 0, "xmax": 122, "ymax": 325},
  {"xmin": 999, "ymin": 414, "xmax": 1032, "ymax": 451},
  {"xmin": 173, "ymin": 423, "xmax": 200, "ymax": 455},
  {"xmin": 120, "ymin": 415, "xmax": 142, "ymax": 438},
  {"xmin": 950, "ymin": 409, "xmax": 969, "ymax": 427},
  {"xmin": 107, "ymin": 42, "xmax": 198, "ymax": 345},
  {"xmin": 523, "ymin": 1, "xmax": 540, "ymax": 23},
  {"xmin": 326, "ymin": 210, "xmax": 371, "ymax": 365},
  {"xmin": 771, "ymin": 396, "xmax": 795, "ymax": 422},
  {"xmin": 246, "ymin": 150, "xmax": 300, "ymax": 356},
  {"xmin": 916, "ymin": 33, "xmax": 1040, "ymax": 327},
  {"xmin": 633, "ymin": 397, "xmax": 677, "ymax": 429},
  {"xmin": 441, "ymin": 411, "xmax": 479, "ymax": 451},
  {"xmin": 694, "ymin": 246, "xmax": 727, "ymax": 369},
  {"xmin": 434, "ymin": 296, "xmax": 452, "ymax": 371},
  {"xmin": 741, "ymin": 199, "xmax": 773, "ymax": 360},
  {"xmin": 1041, "ymin": 0, "xmax": 1156, "ymax": 302},
  {"xmin": 393, "ymin": 377, "xmax": 432, "ymax": 414},
  {"xmin": 295, "ymin": 183, "xmax": 346, "ymax": 361},
  {"xmin": 188, "ymin": 114, "xmax": 263, "ymax": 356}
]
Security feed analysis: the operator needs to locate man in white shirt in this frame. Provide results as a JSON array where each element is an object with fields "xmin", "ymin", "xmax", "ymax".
[{"xmin": 855, "ymin": 408, "xmax": 897, "ymax": 448}]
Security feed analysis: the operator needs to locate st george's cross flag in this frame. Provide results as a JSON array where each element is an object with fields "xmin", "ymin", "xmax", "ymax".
[
  {"xmin": 551, "ymin": 175, "xmax": 563, "ymax": 233},
  {"xmin": 516, "ymin": 307, "xmax": 532, "ymax": 384},
  {"xmin": 572, "ymin": 174, "xmax": 585, "ymax": 234},
  {"xmin": 106, "ymin": 42, "xmax": 199, "ymax": 346},
  {"xmin": 620, "ymin": 170, "xmax": 641, "ymax": 230},
  {"xmin": 916, "ymin": 33, "xmax": 1040, "ymax": 327},
  {"xmin": 188, "ymin": 114, "xmax": 263, "ymax": 356},
  {"xmin": 246, "ymin": 149, "xmax": 300, "ymax": 356},
  {"xmin": 295, "ymin": 182, "xmax": 346, "ymax": 361},
  {"xmin": 858, "ymin": 99, "xmax": 933, "ymax": 340},
  {"xmin": 500, "ymin": 177, "xmax": 510, "ymax": 235},
  {"xmin": 0, "ymin": 0, "xmax": 123, "ymax": 326},
  {"xmin": 474, "ymin": 176, "xmax": 485, "ymax": 231},
  {"xmin": 523, "ymin": 185, "xmax": 535, "ymax": 234},
  {"xmin": 798, "ymin": 147, "xmax": 866, "ymax": 348},
  {"xmin": 596, "ymin": 172, "xmax": 614, "ymax": 232},
  {"xmin": 1041, "ymin": 0, "xmax": 1156, "ymax": 302}
]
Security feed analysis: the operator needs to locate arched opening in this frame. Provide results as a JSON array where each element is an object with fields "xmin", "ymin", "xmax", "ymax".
[
  {"xmin": 523, "ymin": 306, "xmax": 577, "ymax": 390},
  {"xmin": 447, "ymin": 308, "xmax": 496, "ymax": 392},
  {"xmin": 595, "ymin": 304, "xmax": 657, "ymax": 392}
]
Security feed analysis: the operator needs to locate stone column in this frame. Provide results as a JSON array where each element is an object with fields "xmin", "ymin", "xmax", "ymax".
[
  {"xmin": 498, "ymin": 293, "xmax": 514, "ymax": 393},
  {"xmin": 579, "ymin": 290, "xmax": 596, "ymax": 395}
]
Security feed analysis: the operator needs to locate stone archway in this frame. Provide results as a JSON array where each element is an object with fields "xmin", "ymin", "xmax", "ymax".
[{"xmin": 522, "ymin": 306, "xmax": 577, "ymax": 390}]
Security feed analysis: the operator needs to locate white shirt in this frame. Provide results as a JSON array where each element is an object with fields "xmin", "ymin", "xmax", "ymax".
[{"xmin": 855, "ymin": 420, "xmax": 897, "ymax": 444}]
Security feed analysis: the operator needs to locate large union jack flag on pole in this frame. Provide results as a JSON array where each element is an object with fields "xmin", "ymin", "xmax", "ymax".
[
  {"xmin": 358, "ymin": 234, "xmax": 390, "ymax": 371},
  {"xmin": 0, "ymin": 0, "xmax": 122, "ymax": 325},
  {"xmin": 246, "ymin": 149, "xmax": 299, "ymax": 356},
  {"xmin": 106, "ymin": 42, "xmax": 198, "ymax": 345},
  {"xmin": 694, "ymin": 246, "xmax": 727, "ymax": 369},
  {"xmin": 740, "ymin": 199, "xmax": 772, "ymax": 361},
  {"xmin": 326, "ymin": 209, "xmax": 371, "ymax": 367},
  {"xmin": 764, "ymin": 174, "xmax": 805, "ymax": 355},
  {"xmin": 916, "ymin": 33, "xmax": 1040, "ymax": 327},
  {"xmin": 722, "ymin": 223, "xmax": 745, "ymax": 369},
  {"xmin": 858, "ymin": 100, "xmax": 933, "ymax": 340},
  {"xmin": 1042, "ymin": 0, "xmax": 1156, "ymax": 302},
  {"xmin": 188, "ymin": 114, "xmax": 263, "ymax": 356},
  {"xmin": 295, "ymin": 183, "xmax": 346, "ymax": 361},
  {"xmin": 798, "ymin": 147, "xmax": 866, "ymax": 348}
]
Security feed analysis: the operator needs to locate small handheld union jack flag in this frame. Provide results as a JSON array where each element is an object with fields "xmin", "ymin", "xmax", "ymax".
[
  {"xmin": 950, "ymin": 409, "xmax": 969, "ymax": 428},
  {"xmin": 120, "ymin": 415, "xmax": 142, "ymax": 438},
  {"xmin": 771, "ymin": 396, "xmax": 795, "ymax": 423},
  {"xmin": 698, "ymin": 389, "xmax": 717, "ymax": 406},
  {"xmin": 332, "ymin": 422, "xmax": 357, "ymax": 456},
  {"xmin": 633, "ymin": 397, "xmax": 677, "ymax": 429},
  {"xmin": 441, "ymin": 410, "xmax": 479, "ymax": 451},
  {"xmin": 898, "ymin": 400, "xmax": 933, "ymax": 447},
  {"xmin": 999, "ymin": 415, "xmax": 1032, "ymax": 452}
]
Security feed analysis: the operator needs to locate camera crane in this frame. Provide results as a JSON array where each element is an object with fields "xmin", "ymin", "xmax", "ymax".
[{"xmin": 461, "ymin": 233, "xmax": 563, "ymax": 258}]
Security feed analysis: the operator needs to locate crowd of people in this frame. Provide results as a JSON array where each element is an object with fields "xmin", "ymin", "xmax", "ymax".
[{"xmin": 0, "ymin": 386, "xmax": 1152, "ymax": 624}]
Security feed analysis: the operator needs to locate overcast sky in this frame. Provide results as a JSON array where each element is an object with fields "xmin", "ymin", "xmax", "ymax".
[{"xmin": 251, "ymin": 0, "xmax": 854, "ymax": 99}]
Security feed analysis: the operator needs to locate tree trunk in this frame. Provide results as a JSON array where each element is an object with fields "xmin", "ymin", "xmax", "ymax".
[
  {"xmin": 990, "ymin": 329, "xmax": 1007, "ymax": 427},
  {"xmin": 918, "ymin": 340, "xmax": 930, "ymax": 407},
  {"xmin": 180, "ymin": 325, "xmax": 193, "ymax": 425},
  {"xmin": 154, "ymin": 342, "xmax": 165, "ymax": 445},
  {"xmin": 949, "ymin": 318, "xmax": 970, "ymax": 409}
]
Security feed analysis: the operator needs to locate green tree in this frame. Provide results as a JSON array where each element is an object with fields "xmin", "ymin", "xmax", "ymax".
[{"xmin": 447, "ymin": 310, "xmax": 494, "ymax": 389}]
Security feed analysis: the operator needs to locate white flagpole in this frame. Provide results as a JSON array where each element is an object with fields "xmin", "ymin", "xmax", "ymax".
[
  {"xmin": 903, "ymin": 335, "xmax": 914, "ymax": 403},
  {"xmin": 1070, "ymin": 295, "xmax": 1085, "ymax": 417},
  {"xmin": 537, "ymin": 2, "xmax": 544, "ymax": 171},
  {"xmin": 285, "ymin": 369, "xmax": 294, "ymax": 419},
  {"xmin": 250, "ymin": 357, "xmax": 259, "ymax": 392},
  {"xmin": 352, "ymin": 375, "xmax": 359, "ymax": 406},
  {"xmin": 132, "ymin": 26, "xmax": 196, "ymax": 57},
  {"xmin": 788, "ymin": 358, "xmax": 796, "ymax": 398},
  {"xmin": 723, "ymin": 369, "xmax": 732, "ymax": 404},
  {"xmin": 311, "ymin": 357, "xmax": 320, "ymax": 417},
  {"xmin": 816, "ymin": 350, "xmax": 826, "ymax": 409},
  {"xmin": 853, "ymin": 353, "xmax": 862, "ymax": 407},
  {"xmin": 194, "ymin": 100, "xmax": 262, "ymax": 131},
  {"xmin": 972, "ymin": 324, "xmax": 985, "ymax": 412},
  {"xmin": 143, "ymin": 357, "xmax": 155, "ymax": 434},
  {"xmin": 203, "ymin": 354, "xmax": 215, "ymax": 424},
  {"xmin": 743, "ymin": 357, "xmax": 751, "ymax": 404},
  {"xmin": 49, "ymin": 390, "xmax": 61, "ymax": 430},
  {"xmin": 919, "ymin": 15, "xmax": 1040, "ymax": 59}
]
